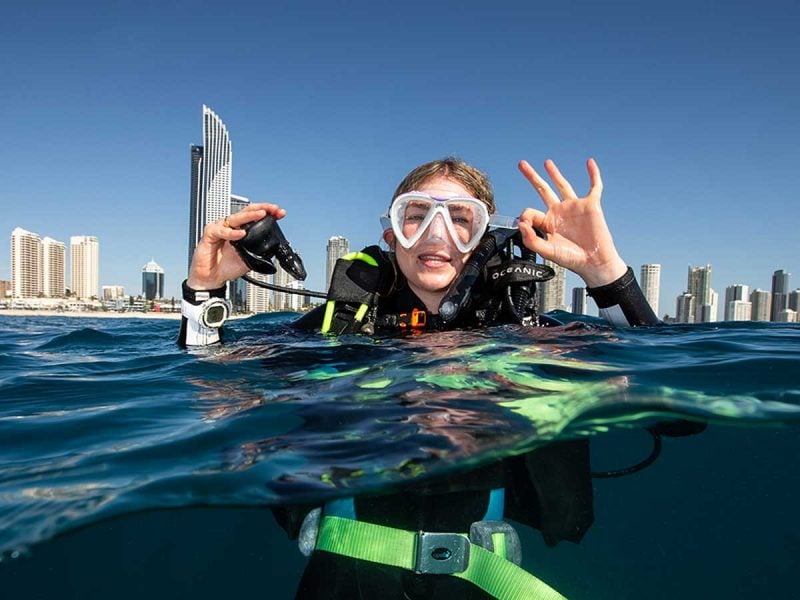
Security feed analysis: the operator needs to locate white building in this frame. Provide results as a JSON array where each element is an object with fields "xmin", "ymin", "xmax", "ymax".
[
  {"xmin": 102, "ymin": 285, "xmax": 125, "ymax": 301},
  {"xmin": 540, "ymin": 259, "xmax": 566, "ymax": 313},
  {"xmin": 70, "ymin": 235, "xmax": 99, "ymax": 300},
  {"xmin": 724, "ymin": 284, "xmax": 749, "ymax": 321},
  {"xmin": 776, "ymin": 308, "xmax": 797, "ymax": 323},
  {"xmin": 750, "ymin": 289, "xmax": 771, "ymax": 322},
  {"xmin": 640, "ymin": 264, "xmax": 661, "ymax": 316},
  {"xmin": 11, "ymin": 227, "xmax": 42, "ymax": 298},
  {"xmin": 326, "ymin": 236, "xmax": 350, "ymax": 290},
  {"xmin": 41, "ymin": 237, "xmax": 66, "ymax": 298},
  {"xmin": 728, "ymin": 300, "xmax": 752, "ymax": 321},
  {"xmin": 189, "ymin": 105, "xmax": 232, "ymax": 270},
  {"xmin": 687, "ymin": 264, "xmax": 714, "ymax": 322},
  {"xmin": 246, "ymin": 272, "xmax": 271, "ymax": 313}
]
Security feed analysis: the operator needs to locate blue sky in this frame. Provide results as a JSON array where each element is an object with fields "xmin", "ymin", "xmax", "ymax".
[{"xmin": 1, "ymin": 0, "xmax": 798, "ymax": 316}]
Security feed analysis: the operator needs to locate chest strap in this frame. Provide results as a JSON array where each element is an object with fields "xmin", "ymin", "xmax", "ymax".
[{"xmin": 315, "ymin": 515, "xmax": 566, "ymax": 600}]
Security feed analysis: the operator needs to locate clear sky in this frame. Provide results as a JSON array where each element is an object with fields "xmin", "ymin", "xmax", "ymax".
[{"xmin": 1, "ymin": 0, "xmax": 798, "ymax": 317}]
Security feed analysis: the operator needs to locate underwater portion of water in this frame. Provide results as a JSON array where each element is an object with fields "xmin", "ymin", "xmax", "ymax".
[{"xmin": 1, "ymin": 313, "xmax": 799, "ymax": 598}]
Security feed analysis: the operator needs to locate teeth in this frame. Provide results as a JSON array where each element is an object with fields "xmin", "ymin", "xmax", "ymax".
[{"xmin": 420, "ymin": 255, "xmax": 448, "ymax": 262}]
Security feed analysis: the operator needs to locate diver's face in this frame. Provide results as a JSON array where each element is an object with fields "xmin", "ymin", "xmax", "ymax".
[{"xmin": 387, "ymin": 176, "xmax": 476, "ymax": 308}]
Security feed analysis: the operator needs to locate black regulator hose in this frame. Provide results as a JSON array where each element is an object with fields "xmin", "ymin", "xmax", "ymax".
[
  {"xmin": 439, "ymin": 228, "xmax": 518, "ymax": 323},
  {"xmin": 591, "ymin": 429, "xmax": 663, "ymax": 479}
]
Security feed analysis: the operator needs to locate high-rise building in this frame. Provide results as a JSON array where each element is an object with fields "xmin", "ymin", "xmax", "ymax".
[
  {"xmin": 41, "ymin": 237, "xmax": 66, "ymax": 298},
  {"xmin": 11, "ymin": 227, "xmax": 42, "ymax": 298},
  {"xmin": 770, "ymin": 269, "xmax": 790, "ymax": 321},
  {"xmin": 724, "ymin": 284, "xmax": 749, "ymax": 321},
  {"xmin": 687, "ymin": 265, "xmax": 713, "ymax": 322},
  {"xmin": 676, "ymin": 292, "xmax": 695, "ymax": 323},
  {"xmin": 540, "ymin": 259, "xmax": 566, "ymax": 313},
  {"xmin": 750, "ymin": 289, "xmax": 771, "ymax": 322},
  {"xmin": 246, "ymin": 272, "xmax": 271, "ymax": 313},
  {"xmin": 229, "ymin": 194, "xmax": 251, "ymax": 313},
  {"xmin": 326, "ymin": 236, "xmax": 350, "ymax": 289},
  {"xmin": 776, "ymin": 309, "xmax": 797, "ymax": 323},
  {"xmin": 142, "ymin": 260, "xmax": 165, "ymax": 300},
  {"xmin": 188, "ymin": 105, "xmax": 232, "ymax": 269},
  {"xmin": 789, "ymin": 289, "xmax": 800, "ymax": 313},
  {"xmin": 571, "ymin": 287, "xmax": 587, "ymax": 315},
  {"xmin": 70, "ymin": 236, "xmax": 99, "ymax": 300},
  {"xmin": 729, "ymin": 300, "xmax": 752, "ymax": 321},
  {"xmin": 102, "ymin": 285, "xmax": 125, "ymax": 301},
  {"xmin": 0, "ymin": 280, "xmax": 11, "ymax": 299},
  {"xmin": 640, "ymin": 264, "xmax": 661, "ymax": 316}
]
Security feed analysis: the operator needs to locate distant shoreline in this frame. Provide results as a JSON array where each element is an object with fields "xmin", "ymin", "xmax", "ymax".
[{"xmin": 0, "ymin": 309, "xmax": 182, "ymax": 320}]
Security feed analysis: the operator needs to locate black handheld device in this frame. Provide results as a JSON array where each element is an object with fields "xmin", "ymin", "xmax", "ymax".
[{"xmin": 230, "ymin": 216, "xmax": 307, "ymax": 281}]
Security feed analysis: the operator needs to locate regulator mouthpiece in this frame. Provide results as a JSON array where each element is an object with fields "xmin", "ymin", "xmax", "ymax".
[{"xmin": 231, "ymin": 216, "xmax": 307, "ymax": 281}]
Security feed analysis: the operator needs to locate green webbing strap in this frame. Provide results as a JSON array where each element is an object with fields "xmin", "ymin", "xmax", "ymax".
[
  {"xmin": 315, "ymin": 516, "xmax": 566, "ymax": 600},
  {"xmin": 320, "ymin": 252, "xmax": 380, "ymax": 334}
]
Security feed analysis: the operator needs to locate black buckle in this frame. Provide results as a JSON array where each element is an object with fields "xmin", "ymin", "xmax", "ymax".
[
  {"xmin": 414, "ymin": 532, "xmax": 470, "ymax": 574},
  {"xmin": 469, "ymin": 520, "xmax": 522, "ymax": 565}
]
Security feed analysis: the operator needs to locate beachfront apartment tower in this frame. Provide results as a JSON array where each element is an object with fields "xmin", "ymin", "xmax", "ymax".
[
  {"xmin": 770, "ymin": 269, "xmax": 790, "ymax": 321},
  {"xmin": 724, "ymin": 284, "xmax": 749, "ymax": 321},
  {"xmin": 70, "ymin": 236, "xmax": 99, "ymax": 300},
  {"xmin": 188, "ymin": 105, "xmax": 232, "ymax": 270},
  {"xmin": 10, "ymin": 227, "xmax": 42, "ymax": 298},
  {"xmin": 42, "ymin": 237, "xmax": 66, "ymax": 298},
  {"xmin": 229, "ymin": 194, "xmax": 250, "ymax": 313},
  {"xmin": 640, "ymin": 264, "xmax": 661, "ymax": 317},
  {"xmin": 540, "ymin": 259, "xmax": 566, "ymax": 313},
  {"xmin": 142, "ymin": 260, "xmax": 165, "ymax": 300},
  {"xmin": 326, "ymin": 236, "xmax": 350, "ymax": 290},
  {"xmin": 687, "ymin": 265, "xmax": 715, "ymax": 322},
  {"xmin": 750, "ymin": 289, "xmax": 771, "ymax": 322},
  {"xmin": 571, "ymin": 287, "xmax": 587, "ymax": 315}
]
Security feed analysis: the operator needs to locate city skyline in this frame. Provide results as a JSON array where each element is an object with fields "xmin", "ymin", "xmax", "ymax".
[{"xmin": 1, "ymin": 3, "xmax": 798, "ymax": 307}]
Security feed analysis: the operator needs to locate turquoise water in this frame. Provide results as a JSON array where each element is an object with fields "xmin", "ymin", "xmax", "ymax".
[{"xmin": 1, "ymin": 313, "xmax": 799, "ymax": 598}]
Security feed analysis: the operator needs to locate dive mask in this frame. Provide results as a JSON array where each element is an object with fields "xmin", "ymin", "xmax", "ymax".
[{"xmin": 381, "ymin": 192, "xmax": 519, "ymax": 254}]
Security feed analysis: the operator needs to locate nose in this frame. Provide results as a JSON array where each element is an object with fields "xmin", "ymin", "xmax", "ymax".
[{"xmin": 427, "ymin": 212, "xmax": 448, "ymax": 239}]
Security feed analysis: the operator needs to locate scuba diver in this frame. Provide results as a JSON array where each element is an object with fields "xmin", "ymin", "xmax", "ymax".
[{"xmin": 178, "ymin": 157, "xmax": 702, "ymax": 599}]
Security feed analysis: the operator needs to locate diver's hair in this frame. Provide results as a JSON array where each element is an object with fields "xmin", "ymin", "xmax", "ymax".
[{"xmin": 392, "ymin": 157, "xmax": 496, "ymax": 214}]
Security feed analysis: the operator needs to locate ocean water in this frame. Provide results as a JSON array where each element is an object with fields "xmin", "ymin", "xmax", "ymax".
[{"xmin": 1, "ymin": 312, "xmax": 799, "ymax": 599}]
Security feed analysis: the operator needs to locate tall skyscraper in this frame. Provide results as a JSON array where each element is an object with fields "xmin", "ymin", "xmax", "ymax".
[
  {"xmin": 11, "ymin": 227, "xmax": 41, "ymax": 298},
  {"xmin": 640, "ymin": 264, "xmax": 661, "ymax": 316},
  {"xmin": 326, "ymin": 236, "xmax": 350, "ymax": 289},
  {"xmin": 770, "ymin": 269, "xmax": 790, "ymax": 321},
  {"xmin": 687, "ymin": 265, "xmax": 714, "ymax": 322},
  {"xmin": 229, "ymin": 194, "xmax": 250, "ymax": 312},
  {"xmin": 142, "ymin": 260, "xmax": 165, "ymax": 300},
  {"xmin": 41, "ymin": 237, "xmax": 66, "ymax": 298},
  {"xmin": 750, "ymin": 289, "xmax": 771, "ymax": 322},
  {"xmin": 724, "ymin": 284, "xmax": 749, "ymax": 321},
  {"xmin": 188, "ymin": 105, "xmax": 232, "ymax": 269},
  {"xmin": 571, "ymin": 287, "xmax": 587, "ymax": 315},
  {"xmin": 246, "ymin": 272, "xmax": 271, "ymax": 313},
  {"xmin": 70, "ymin": 236, "xmax": 99, "ymax": 300},
  {"xmin": 789, "ymin": 289, "xmax": 800, "ymax": 313},
  {"xmin": 540, "ymin": 259, "xmax": 566, "ymax": 313},
  {"xmin": 676, "ymin": 292, "xmax": 695, "ymax": 323}
]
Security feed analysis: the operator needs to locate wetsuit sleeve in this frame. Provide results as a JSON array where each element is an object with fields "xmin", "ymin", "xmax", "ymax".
[
  {"xmin": 586, "ymin": 267, "xmax": 660, "ymax": 327},
  {"xmin": 177, "ymin": 280, "xmax": 227, "ymax": 348}
]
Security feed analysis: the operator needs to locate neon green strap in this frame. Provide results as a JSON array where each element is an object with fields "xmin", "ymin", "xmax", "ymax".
[
  {"xmin": 315, "ymin": 516, "xmax": 566, "ymax": 600},
  {"xmin": 320, "ymin": 252, "xmax": 379, "ymax": 334}
]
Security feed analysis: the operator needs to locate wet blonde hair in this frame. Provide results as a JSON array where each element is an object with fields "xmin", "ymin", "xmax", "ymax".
[{"xmin": 391, "ymin": 157, "xmax": 496, "ymax": 215}]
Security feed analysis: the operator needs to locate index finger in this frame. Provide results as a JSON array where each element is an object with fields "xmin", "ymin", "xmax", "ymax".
[{"xmin": 518, "ymin": 160, "xmax": 560, "ymax": 209}]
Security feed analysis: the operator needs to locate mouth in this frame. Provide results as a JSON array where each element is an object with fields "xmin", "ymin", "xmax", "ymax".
[{"xmin": 417, "ymin": 252, "xmax": 452, "ymax": 267}]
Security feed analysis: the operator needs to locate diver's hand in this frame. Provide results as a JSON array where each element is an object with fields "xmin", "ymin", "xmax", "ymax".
[
  {"xmin": 516, "ymin": 159, "xmax": 627, "ymax": 288},
  {"xmin": 187, "ymin": 203, "xmax": 287, "ymax": 290}
]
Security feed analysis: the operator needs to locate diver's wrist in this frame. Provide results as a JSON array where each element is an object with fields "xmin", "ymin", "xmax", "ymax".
[{"xmin": 182, "ymin": 279, "xmax": 227, "ymax": 306}]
